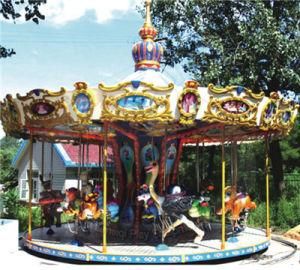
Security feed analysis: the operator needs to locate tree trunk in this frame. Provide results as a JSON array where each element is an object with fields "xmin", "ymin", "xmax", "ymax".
[{"xmin": 269, "ymin": 140, "xmax": 284, "ymax": 200}]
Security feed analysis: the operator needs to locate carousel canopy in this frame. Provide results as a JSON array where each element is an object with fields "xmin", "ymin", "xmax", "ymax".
[{"xmin": 0, "ymin": 1, "xmax": 298, "ymax": 143}]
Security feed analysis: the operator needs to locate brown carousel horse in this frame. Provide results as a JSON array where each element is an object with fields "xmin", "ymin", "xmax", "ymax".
[
  {"xmin": 217, "ymin": 186, "xmax": 256, "ymax": 232},
  {"xmin": 38, "ymin": 174, "xmax": 64, "ymax": 235}
]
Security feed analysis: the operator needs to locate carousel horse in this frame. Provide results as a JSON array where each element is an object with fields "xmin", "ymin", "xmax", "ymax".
[
  {"xmin": 95, "ymin": 183, "xmax": 120, "ymax": 223},
  {"xmin": 64, "ymin": 185, "xmax": 120, "ymax": 223},
  {"xmin": 188, "ymin": 185, "xmax": 214, "ymax": 231},
  {"xmin": 64, "ymin": 187, "xmax": 102, "ymax": 221},
  {"xmin": 38, "ymin": 175, "xmax": 64, "ymax": 235},
  {"xmin": 138, "ymin": 162, "xmax": 204, "ymax": 243},
  {"xmin": 216, "ymin": 186, "xmax": 256, "ymax": 232}
]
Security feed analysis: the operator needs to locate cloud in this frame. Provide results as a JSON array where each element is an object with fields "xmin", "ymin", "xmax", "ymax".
[{"xmin": 39, "ymin": 0, "xmax": 141, "ymax": 25}]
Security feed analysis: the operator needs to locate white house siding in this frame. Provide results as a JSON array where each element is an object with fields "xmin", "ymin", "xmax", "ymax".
[{"xmin": 17, "ymin": 142, "xmax": 66, "ymax": 199}]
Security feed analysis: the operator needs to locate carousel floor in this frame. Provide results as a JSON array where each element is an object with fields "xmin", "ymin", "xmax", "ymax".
[{"xmin": 24, "ymin": 223, "xmax": 270, "ymax": 264}]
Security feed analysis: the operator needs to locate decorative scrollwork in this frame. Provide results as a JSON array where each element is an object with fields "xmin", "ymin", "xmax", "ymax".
[
  {"xmin": 23, "ymin": 98, "xmax": 72, "ymax": 127},
  {"xmin": 99, "ymin": 81, "xmax": 174, "ymax": 92},
  {"xmin": 178, "ymin": 84, "xmax": 201, "ymax": 125},
  {"xmin": 101, "ymin": 92, "xmax": 172, "ymax": 122},
  {"xmin": 208, "ymin": 84, "xmax": 265, "ymax": 100},
  {"xmin": 71, "ymin": 82, "xmax": 95, "ymax": 124},
  {"xmin": 273, "ymin": 98, "xmax": 298, "ymax": 134},
  {"xmin": 203, "ymin": 96, "xmax": 258, "ymax": 127},
  {"xmin": 260, "ymin": 98, "xmax": 278, "ymax": 131},
  {"xmin": 0, "ymin": 95, "xmax": 22, "ymax": 135},
  {"xmin": 16, "ymin": 88, "xmax": 66, "ymax": 101}
]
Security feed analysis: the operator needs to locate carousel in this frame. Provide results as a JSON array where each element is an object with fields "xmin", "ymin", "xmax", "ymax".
[{"xmin": 0, "ymin": 0, "xmax": 298, "ymax": 264}]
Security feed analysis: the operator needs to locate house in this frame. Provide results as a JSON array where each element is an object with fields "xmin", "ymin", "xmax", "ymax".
[{"xmin": 12, "ymin": 141, "xmax": 114, "ymax": 202}]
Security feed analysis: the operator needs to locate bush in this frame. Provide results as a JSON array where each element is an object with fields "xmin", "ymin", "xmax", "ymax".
[
  {"xmin": 274, "ymin": 196, "xmax": 300, "ymax": 230},
  {"xmin": 1, "ymin": 188, "xmax": 42, "ymax": 232},
  {"xmin": 18, "ymin": 206, "xmax": 42, "ymax": 232},
  {"xmin": 1, "ymin": 188, "xmax": 20, "ymax": 218}
]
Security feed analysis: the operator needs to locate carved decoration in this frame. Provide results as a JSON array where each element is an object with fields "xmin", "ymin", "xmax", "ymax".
[
  {"xmin": 23, "ymin": 98, "xmax": 72, "ymax": 127},
  {"xmin": 203, "ymin": 84, "xmax": 263, "ymax": 127},
  {"xmin": 71, "ymin": 82, "xmax": 95, "ymax": 124},
  {"xmin": 178, "ymin": 82, "xmax": 201, "ymax": 125},
  {"xmin": 0, "ymin": 95, "xmax": 22, "ymax": 135},
  {"xmin": 99, "ymin": 81, "xmax": 174, "ymax": 92},
  {"xmin": 101, "ymin": 91, "xmax": 172, "ymax": 122},
  {"xmin": 274, "ymin": 98, "xmax": 298, "ymax": 134}
]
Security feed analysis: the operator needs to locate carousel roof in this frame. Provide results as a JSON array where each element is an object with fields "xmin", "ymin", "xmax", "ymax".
[{"xmin": 0, "ymin": 1, "xmax": 298, "ymax": 143}]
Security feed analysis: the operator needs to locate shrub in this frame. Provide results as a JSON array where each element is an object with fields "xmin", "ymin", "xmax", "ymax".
[
  {"xmin": 18, "ymin": 206, "xmax": 42, "ymax": 232},
  {"xmin": 1, "ymin": 188, "xmax": 20, "ymax": 218},
  {"xmin": 274, "ymin": 196, "xmax": 300, "ymax": 230}
]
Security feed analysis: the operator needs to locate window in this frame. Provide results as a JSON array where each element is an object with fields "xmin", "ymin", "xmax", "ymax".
[
  {"xmin": 20, "ymin": 179, "xmax": 28, "ymax": 200},
  {"xmin": 20, "ymin": 170, "xmax": 39, "ymax": 201}
]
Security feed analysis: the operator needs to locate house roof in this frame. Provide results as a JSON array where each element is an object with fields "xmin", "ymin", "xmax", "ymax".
[
  {"xmin": 13, "ymin": 141, "xmax": 114, "ymax": 168},
  {"xmin": 56, "ymin": 144, "xmax": 114, "ymax": 167}
]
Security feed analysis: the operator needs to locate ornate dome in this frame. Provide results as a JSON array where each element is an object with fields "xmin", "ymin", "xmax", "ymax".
[{"xmin": 132, "ymin": 0, "xmax": 163, "ymax": 71}]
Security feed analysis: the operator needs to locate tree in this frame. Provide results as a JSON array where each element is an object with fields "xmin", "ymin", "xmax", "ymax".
[
  {"xmin": 149, "ymin": 0, "xmax": 300, "ymax": 197},
  {"xmin": 0, "ymin": 0, "xmax": 46, "ymax": 58},
  {"xmin": 0, "ymin": 136, "xmax": 20, "ymax": 188}
]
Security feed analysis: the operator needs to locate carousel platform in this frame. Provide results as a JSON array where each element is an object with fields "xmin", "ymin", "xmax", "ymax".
[{"xmin": 23, "ymin": 223, "xmax": 270, "ymax": 264}]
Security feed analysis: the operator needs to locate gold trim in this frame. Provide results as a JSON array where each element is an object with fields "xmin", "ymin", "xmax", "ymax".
[
  {"xmin": 203, "ymin": 96, "xmax": 258, "ymax": 127},
  {"xmin": 273, "ymin": 98, "xmax": 298, "ymax": 133},
  {"xmin": 23, "ymin": 98, "xmax": 73, "ymax": 127},
  {"xmin": 16, "ymin": 88, "xmax": 66, "ymax": 101},
  {"xmin": 0, "ymin": 97, "xmax": 22, "ymax": 135},
  {"xmin": 208, "ymin": 84, "xmax": 264, "ymax": 100},
  {"xmin": 99, "ymin": 81, "xmax": 174, "ymax": 92},
  {"xmin": 135, "ymin": 60, "xmax": 160, "ymax": 65},
  {"xmin": 71, "ymin": 85, "xmax": 95, "ymax": 125},
  {"xmin": 178, "ymin": 88, "xmax": 201, "ymax": 125},
  {"xmin": 101, "ymin": 92, "xmax": 172, "ymax": 122},
  {"xmin": 260, "ymin": 99, "xmax": 278, "ymax": 131}
]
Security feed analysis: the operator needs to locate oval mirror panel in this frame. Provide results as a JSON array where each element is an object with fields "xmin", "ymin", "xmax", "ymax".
[
  {"xmin": 117, "ymin": 96, "xmax": 154, "ymax": 110},
  {"xmin": 265, "ymin": 102, "xmax": 276, "ymax": 119},
  {"xmin": 74, "ymin": 93, "xmax": 91, "ymax": 113},
  {"xmin": 182, "ymin": 93, "xmax": 198, "ymax": 114},
  {"xmin": 282, "ymin": 111, "xmax": 291, "ymax": 123},
  {"xmin": 222, "ymin": 100, "xmax": 249, "ymax": 114},
  {"xmin": 31, "ymin": 102, "xmax": 55, "ymax": 116}
]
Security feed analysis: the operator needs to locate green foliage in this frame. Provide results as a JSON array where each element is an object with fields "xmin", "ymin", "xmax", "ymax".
[
  {"xmin": 17, "ymin": 206, "xmax": 42, "ymax": 232},
  {"xmin": 0, "ymin": 136, "xmax": 20, "ymax": 186},
  {"xmin": 275, "ymin": 196, "xmax": 300, "ymax": 230},
  {"xmin": 1, "ymin": 187, "xmax": 42, "ymax": 231},
  {"xmin": 280, "ymin": 118, "xmax": 300, "ymax": 172},
  {"xmin": 151, "ymin": 0, "xmax": 300, "ymax": 93},
  {"xmin": 248, "ymin": 202, "xmax": 267, "ymax": 228},
  {"xmin": 1, "ymin": 187, "xmax": 19, "ymax": 218}
]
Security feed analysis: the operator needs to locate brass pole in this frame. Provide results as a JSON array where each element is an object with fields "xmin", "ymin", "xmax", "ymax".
[
  {"xmin": 99, "ymin": 144, "xmax": 102, "ymax": 185},
  {"xmin": 265, "ymin": 135, "xmax": 271, "ymax": 238},
  {"xmin": 28, "ymin": 133, "xmax": 34, "ymax": 240},
  {"xmin": 231, "ymin": 141, "xmax": 238, "ymax": 198},
  {"xmin": 221, "ymin": 128, "xmax": 226, "ymax": 250},
  {"xmin": 77, "ymin": 138, "xmax": 81, "ymax": 190},
  {"xmin": 41, "ymin": 141, "xmax": 44, "ymax": 183},
  {"xmin": 102, "ymin": 122, "xmax": 108, "ymax": 253},
  {"xmin": 196, "ymin": 140, "xmax": 200, "ymax": 193}
]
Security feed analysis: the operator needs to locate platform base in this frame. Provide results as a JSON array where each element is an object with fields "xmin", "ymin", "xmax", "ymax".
[{"xmin": 23, "ymin": 224, "xmax": 270, "ymax": 264}]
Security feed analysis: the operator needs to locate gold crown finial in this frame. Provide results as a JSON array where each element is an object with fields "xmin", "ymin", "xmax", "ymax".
[{"xmin": 145, "ymin": 0, "xmax": 152, "ymax": 26}]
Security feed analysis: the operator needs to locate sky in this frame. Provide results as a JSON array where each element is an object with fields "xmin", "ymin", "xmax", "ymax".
[{"xmin": 0, "ymin": 0, "xmax": 189, "ymax": 139}]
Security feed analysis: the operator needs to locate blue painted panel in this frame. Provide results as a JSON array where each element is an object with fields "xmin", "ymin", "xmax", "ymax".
[
  {"xmin": 117, "ymin": 96, "xmax": 154, "ymax": 110},
  {"xmin": 25, "ymin": 239, "xmax": 270, "ymax": 264}
]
